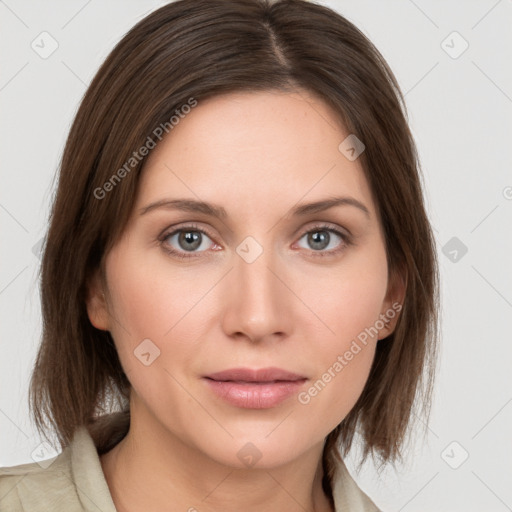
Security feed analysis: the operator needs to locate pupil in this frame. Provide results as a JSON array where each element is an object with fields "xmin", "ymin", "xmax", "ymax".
[
  {"xmin": 180, "ymin": 231, "xmax": 201, "ymax": 251},
  {"xmin": 309, "ymin": 231, "xmax": 329, "ymax": 250}
]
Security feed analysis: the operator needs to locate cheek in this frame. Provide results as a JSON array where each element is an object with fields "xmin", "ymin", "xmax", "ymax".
[
  {"xmin": 296, "ymin": 292, "xmax": 381, "ymax": 429},
  {"xmin": 302, "ymin": 245, "xmax": 388, "ymax": 343},
  {"xmin": 296, "ymin": 250, "xmax": 387, "ymax": 415},
  {"xmin": 102, "ymin": 246, "xmax": 183, "ymax": 375},
  {"xmin": 105, "ymin": 244, "xmax": 204, "ymax": 341},
  {"xmin": 102, "ymin": 244, "xmax": 223, "ymax": 397}
]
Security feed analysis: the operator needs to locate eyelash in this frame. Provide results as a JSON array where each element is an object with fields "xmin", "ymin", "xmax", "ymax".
[{"xmin": 158, "ymin": 222, "xmax": 353, "ymax": 260}]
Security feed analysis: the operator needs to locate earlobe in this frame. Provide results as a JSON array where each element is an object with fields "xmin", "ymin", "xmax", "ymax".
[
  {"xmin": 85, "ymin": 270, "xmax": 110, "ymax": 331},
  {"xmin": 379, "ymin": 267, "xmax": 407, "ymax": 340}
]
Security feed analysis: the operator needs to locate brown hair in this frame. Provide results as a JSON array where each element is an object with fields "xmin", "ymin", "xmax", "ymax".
[{"xmin": 29, "ymin": 0, "xmax": 439, "ymax": 500}]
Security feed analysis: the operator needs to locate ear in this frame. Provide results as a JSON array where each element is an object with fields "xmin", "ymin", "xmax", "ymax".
[
  {"xmin": 378, "ymin": 266, "xmax": 407, "ymax": 340},
  {"xmin": 85, "ymin": 269, "xmax": 110, "ymax": 331}
]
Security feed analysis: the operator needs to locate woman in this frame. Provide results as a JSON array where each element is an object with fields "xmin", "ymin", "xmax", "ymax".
[{"xmin": 0, "ymin": 0, "xmax": 439, "ymax": 510}]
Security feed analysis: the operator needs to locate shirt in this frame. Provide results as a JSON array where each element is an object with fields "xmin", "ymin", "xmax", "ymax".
[{"xmin": 0, "ymin": 416, "xmax": 381, "ymax": 511}]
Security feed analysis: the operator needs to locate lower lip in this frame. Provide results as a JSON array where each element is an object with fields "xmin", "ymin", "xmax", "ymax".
[{"xmin": 203, "ymin": 378, "xmax": 307, "ymax": 409}]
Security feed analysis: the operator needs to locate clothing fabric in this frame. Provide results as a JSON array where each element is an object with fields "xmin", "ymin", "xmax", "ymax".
[{"xmin": 0, "ymin": 417, "xmax": 381, "ymax": 511}]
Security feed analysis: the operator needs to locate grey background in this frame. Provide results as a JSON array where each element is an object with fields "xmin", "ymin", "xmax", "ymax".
[{"xmin": 1, "ymin": 0, "xmax": 511, "ymax": 510}]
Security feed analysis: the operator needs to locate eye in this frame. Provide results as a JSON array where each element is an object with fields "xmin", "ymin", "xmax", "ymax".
[
  {"xmin": 159, "ymin": 223, "xmax": 217, "ymax": 259},
  {"xmin": 159, "ymin": 222, "xmax": 352, "ymax": 260},
  {"xmin": 295, "ymin": 224, "xmax": 352, "ymax": 257}
]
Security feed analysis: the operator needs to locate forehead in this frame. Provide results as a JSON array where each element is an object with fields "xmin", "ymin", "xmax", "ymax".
[{"xmin": 137, "ymin": 90, "xmax": 376, "ymax": 219}]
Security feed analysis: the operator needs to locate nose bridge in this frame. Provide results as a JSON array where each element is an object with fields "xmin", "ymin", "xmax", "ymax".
[{"xmin": 222, "ymin": 236, "xmax": 291, "ymax": 341}]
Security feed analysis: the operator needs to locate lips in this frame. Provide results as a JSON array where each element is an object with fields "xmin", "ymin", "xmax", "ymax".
[
  {"xmin": 204, "ymin": 367, "xmax": 306, "ymax": 383},
  {"xmin": 203, "ymin": 367, "xmax": 307, "ymax": 409}
]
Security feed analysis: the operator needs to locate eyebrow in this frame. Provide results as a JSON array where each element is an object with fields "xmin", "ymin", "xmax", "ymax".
[{"xmin": 139, "ymin": 196, "xmax": 370, "ymax": 219}]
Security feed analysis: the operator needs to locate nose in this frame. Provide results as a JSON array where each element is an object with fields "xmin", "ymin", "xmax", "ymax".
[{"xmin": 221, "ymin": 242, "xmax": 294, "ymax": 344}]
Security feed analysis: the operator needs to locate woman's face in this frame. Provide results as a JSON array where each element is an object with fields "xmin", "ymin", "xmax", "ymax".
[{"xmin": 87, "ymin": 90, "xmax": 402, "ymax": 468}]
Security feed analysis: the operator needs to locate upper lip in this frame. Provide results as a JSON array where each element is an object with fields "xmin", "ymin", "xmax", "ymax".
[{"xmin": 204, "ymin": 367, "xmax": 306, "ymax": 382}]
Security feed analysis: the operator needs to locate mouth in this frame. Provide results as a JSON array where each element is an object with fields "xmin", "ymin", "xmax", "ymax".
[
  {"xmin": 204, "ymin": 367, "xmax": 306, "ymax": 383},
  {"xmin": 202, "ymin": 367, "xmax": 307, "ymax": 409}
]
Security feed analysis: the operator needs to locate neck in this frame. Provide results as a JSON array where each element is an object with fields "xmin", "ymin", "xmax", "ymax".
[{"xmin": 100, "ymin": 404, "xmax": 334, "ymax": 512}]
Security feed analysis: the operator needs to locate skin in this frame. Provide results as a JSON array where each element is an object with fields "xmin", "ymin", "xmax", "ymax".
[{"xmin": 87, "ymin": 89, "xmax": 404, "ymax": 512}]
